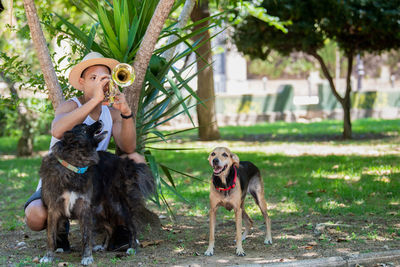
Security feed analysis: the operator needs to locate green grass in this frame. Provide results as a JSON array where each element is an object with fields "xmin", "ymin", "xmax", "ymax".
[
  {"xmin": 0, "ymin": 156, "xmax": 42, "ymax": 231},
  {"xmin": 0, "ymin": 135, "xmax": 51, "ymax": 155},
  {"xmin": 149, "ymin": 150, "xmax": 400, "ymax": 220},
  {"xmin": 0, "ymin": 118, "xmax": 399, "ymax": 232},
  {"xmin": 168, "ymin": 118, "xmax": 400, "ymax": 141}
]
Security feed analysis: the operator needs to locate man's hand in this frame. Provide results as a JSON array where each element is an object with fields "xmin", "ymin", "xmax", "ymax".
[
  {"xmin": 94, "ymin": 74, "xmax": 109, "ymax": 103},
  {"xmin": 112, "ymin": 91, "xmax": 132, "ymax": 116}
]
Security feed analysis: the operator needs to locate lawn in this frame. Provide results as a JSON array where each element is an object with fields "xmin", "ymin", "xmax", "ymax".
[{"xmin": 0, "ymin": 118, "xmax": 399, "ymax": 266}]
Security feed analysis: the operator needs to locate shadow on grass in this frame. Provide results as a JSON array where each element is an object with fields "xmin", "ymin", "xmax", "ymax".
[{"xmin": 168, "ymin": 118, "xmax": 400, "ymax": 143}]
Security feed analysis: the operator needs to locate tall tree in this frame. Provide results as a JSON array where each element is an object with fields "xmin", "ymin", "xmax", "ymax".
[
  {"xmin": 23, "ymin": 0, "xmax": 64, "ymax": 109},
  {"xmin": 191, "ymin": 0, "xmax": 220, "ymax": 141},
  {"xmin": 233, "ymin": 0, "xmax": 400, "ymax": 139}
]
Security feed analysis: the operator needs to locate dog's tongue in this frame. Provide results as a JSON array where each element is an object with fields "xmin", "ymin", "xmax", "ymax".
[{"xmin": 213, "ymin": 166, "xmax": 223, "ymax": 173}]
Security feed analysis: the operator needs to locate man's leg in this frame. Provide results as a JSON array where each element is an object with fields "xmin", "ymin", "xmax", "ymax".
[
  {"xmin": 24, "ymin": 190, "xmax": 70, "ymax": 251},
  {"xmin": 25, "ymin": 190, "xmax": 47, "ymax": 231}
]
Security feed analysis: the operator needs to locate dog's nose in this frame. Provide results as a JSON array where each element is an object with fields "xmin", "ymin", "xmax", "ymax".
[{"xmin": 213, "ymin": 158, "xmax": 219, "ymax": 165}]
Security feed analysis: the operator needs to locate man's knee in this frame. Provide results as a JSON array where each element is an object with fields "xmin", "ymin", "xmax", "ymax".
[
  {"xmin": 25, "ymin": 199, "xmax": 47, "ymax": 231},
  {"xmin": 126, "ymin": 152, "xmax": 146, "ymax": 164}
]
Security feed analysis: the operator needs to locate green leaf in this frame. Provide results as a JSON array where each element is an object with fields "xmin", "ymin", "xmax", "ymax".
[
  {"xmin": 159, "ymin": 164, "xmax": 204, "ymax": 182},
  {"xmin": 84, "ymin": 23, "xmax": 99, "ymax": 54},
  {"xmin": 97, "ymin": 2, "xmax": 119, "ymax": 49},
  {"xmin": 119, "ymin": 9, "xmax": 129, "ymax": 59},
  {"xmin": 113, "ymin": 0, "xmax": 121, "ymax": 34},
  {"xmin": 145, "ymin": 152, "xmax": 161, "ymax": 206},
  {"xmin": 160, "ymin": 164, "xmax": 176, "ymax": 188},
  {"xmin": 160, "ymin": 177, "xmax": 189, "ymax": 203},
  {"xmin": 166, "ymin": 76, "xmax": 194, "ymax": 126}
]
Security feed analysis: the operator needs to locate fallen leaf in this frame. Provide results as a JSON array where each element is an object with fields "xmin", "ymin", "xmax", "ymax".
[
  {"xmin": 305, "ymin": 246, "xmax": 313, "ymax": 250},
  {"xmin": 307, "ymin": 241, "xmax": 318, "ymax": 246},
  {"xmin": 332, "ymin": 165, "xmax": 339, "ymax": 170},
  {"xmin": 140, "ymin": 240, "xmax": 164, "ymax": 248},
  {"xmin": 337, "ymin": 238, "xmax": 348, "ymax": 242},
  {"xmin": 315, "ymin": 197, "xmax": 322, "ymax": 203},
  {"xmin": 317, "ymin": 189, "xmax": 326, "ymax": 193},
  {"xmin": 307, "ymin": 191, "xmax": 314, "ymax": 196},
  {"xmin": 387, "ymin": 211, "xmax": 397, "ymax": 216},
  {"xmin": 285, "ymin": 180, "xmax": 298, "ymax": 188}
]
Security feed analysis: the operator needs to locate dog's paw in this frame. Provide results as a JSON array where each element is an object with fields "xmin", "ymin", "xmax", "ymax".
[
  {"xmin": 264, "ymin": 238, "xmax": 273, "ymax": 245},
  {"xmin": 92, "ymin": 245, "xmax": 105, "ymax": 252},
  {"xmin": 126, "ymin": 248, "xmax": 135, "ymax": 255},
  {"xmin": 236, "ymin": 247, "xmax": 246, "ymax": 256},
  {"xmin": 40, "ymin": 255, "xmax": 53, "ymax": 263},
  {"xmin": 81, "ymin": 256, "xmax": 94, "ymax": 265},
  {"xmin": 55, "ymin": 248, "xmax": 64, "ymax": 253},
  {"xmin": 204, "ymin": 248, "xmax": 214, "ymax": 256}
]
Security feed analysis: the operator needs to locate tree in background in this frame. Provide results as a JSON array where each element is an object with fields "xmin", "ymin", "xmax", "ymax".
[
  {"xmin": 191, "ymin": 0, "xmax": 220, "ymax": 141},
  {"xmin": 233, "ymin": 0, "xmax": 400, "ymax": 139}
]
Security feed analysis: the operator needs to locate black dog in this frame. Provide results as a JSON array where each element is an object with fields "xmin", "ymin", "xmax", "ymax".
[{"xmin": 40, "ymin": 121, "xmax": 155, "ymax": 265}]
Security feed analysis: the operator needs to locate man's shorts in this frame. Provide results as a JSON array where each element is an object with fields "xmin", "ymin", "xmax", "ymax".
[{"xmin": 24, "ymin": 188, "xmax": 42, "ymax": 211}]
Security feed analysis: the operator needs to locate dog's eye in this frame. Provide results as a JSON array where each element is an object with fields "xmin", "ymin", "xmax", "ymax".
[
  {"xmin": 211, "ymin": 152, "xmax": 215, "ymax": 156},
  {"xmin": 222, "ymin": 153, "xmax": 228, "ymax": 157}
]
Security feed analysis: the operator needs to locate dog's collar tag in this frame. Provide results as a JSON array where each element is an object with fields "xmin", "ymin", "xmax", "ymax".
[
  {"xmin": 215, "ymin": 166, "xmax": 237, "ymax": 192},
  {"xmin": 57, "ymin": 157, "xmax": 89, "ymax": 174}
]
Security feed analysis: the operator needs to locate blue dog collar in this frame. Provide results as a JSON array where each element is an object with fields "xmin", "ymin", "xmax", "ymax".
[{"xmin": 57, "ymin": 157, "xmax": 88, "ymax": 174}]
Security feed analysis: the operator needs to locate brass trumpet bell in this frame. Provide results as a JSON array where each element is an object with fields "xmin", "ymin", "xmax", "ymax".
[
  {"xmin": 105, "ymin": 63, "xmax": 135, "ymax": 105},
  {"xmin": 112, "ymin": 63, "xmax": 135, "ymax": 87}
]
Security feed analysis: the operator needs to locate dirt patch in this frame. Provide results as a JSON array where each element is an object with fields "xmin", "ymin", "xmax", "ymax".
[{"xmin": 1, "ymin": 212, "xmax": 399, "ymax": 266}]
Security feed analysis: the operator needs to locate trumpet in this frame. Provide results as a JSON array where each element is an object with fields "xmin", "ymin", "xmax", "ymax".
[{"xmin": 104, "ymin": 63, "xmax": 135, "ymax": 105}]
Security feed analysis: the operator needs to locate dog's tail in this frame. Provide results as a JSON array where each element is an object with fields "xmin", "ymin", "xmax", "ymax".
[{"xmin": 123, "ymin": 160, "xmax": 156, "ymax": 199}]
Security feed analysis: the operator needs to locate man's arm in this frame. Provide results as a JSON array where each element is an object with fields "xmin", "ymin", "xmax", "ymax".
[
  {"xmin": 51, "ymin": 98, "xmax": 101, "ymax": 139},
  {"xmin": 110, "ymin": 92, "xmax": 136, "ymax": 153}
]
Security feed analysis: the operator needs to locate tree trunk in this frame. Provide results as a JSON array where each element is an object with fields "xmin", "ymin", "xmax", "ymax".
[
  {"xmin": 342, "ymin": 53, "xmax": 354, "ymax": 139},
  {"xmin": 342, "ymin": 97, "xmax": 352, "ymax": 139},
  {"xmin": 311, "ymin": 51, "xmax": 353, "ymax": 139},
  {"xmin": 0, "ymin": 72, "xmax": 34, "ymax": 156},
  {"xmin": 191, "ymin": 0, "xmax": 220, "ymax": 141},
  {"xmin": 126, "ymin": 0, "xmax": 175, "ymax": 118},
  {"xmin": 23, "ymin": 0, "xmax": 64, "ymax": 110}
]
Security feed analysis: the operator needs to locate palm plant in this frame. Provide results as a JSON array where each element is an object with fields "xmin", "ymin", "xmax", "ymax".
[{"xmin": 53, "ymin": 0, "xmax": 220, "ymax": 211}]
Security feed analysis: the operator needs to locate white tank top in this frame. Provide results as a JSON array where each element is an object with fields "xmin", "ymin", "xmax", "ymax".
[{"xmin": 37, "ymin": 97, "xmax": 113, "ymax": 190}]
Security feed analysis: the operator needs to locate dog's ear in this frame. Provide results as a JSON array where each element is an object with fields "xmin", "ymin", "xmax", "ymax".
[
  {"xmin": 62, "ymin": 131, "xmax": 74, "ymax": 143},
  {"xmin": 231, "ymin": 153, "xmax": 240, "ymax": 167}
]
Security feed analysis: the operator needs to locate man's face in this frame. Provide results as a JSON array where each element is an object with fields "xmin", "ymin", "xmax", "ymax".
[{"xmin": 78, "ymin": 65, "xmax": 111, "ymax": 97}]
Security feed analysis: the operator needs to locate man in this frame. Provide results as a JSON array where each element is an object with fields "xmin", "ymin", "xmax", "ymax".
[{"xmin": 24, "ymin": 52, "xmax": 144, "ymax": 250}]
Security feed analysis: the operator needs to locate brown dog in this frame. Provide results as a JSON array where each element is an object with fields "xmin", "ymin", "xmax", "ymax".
[{"xmin": 205, "ymin": 147, "xmax": 272, "ymax": 256}]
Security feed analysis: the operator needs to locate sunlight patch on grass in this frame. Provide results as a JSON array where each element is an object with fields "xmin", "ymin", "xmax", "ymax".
[
  {"xmin": 374, "ymin": 176, "xmax": 391, "ymax": 183},
  {"xmin": 322, "ymin": 200, "xmax": 348, "ymax": 210},
  {"xmin": 275, "ymin": 233, "xmax": 310, "ymax": 240},
  {"xmin": 275, "ymin": 201, "xmax": 300, "ymax": 213},
  {"xmin": 311, "ymin": 171, "xmax": 361, "ymax": 182},
  {"xmin": 355, "ymin": 200, "xmax": 365, "ymax": 205}
]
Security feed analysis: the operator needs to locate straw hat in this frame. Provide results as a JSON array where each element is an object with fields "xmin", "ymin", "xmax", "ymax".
[{"xmin": 68, "ymin": 52, "xmax": 120, "ymax": 90}]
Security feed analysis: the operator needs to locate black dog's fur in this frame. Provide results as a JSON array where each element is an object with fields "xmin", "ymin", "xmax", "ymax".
[{"xmin": 40, "ymin": 121, "xmax": 155, "ymax": 265}]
